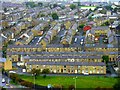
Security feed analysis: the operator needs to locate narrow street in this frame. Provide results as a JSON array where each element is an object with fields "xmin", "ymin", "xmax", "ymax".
[{"xmin": 108, "ymin": 63, "xmax": 118, "ymax": 77}]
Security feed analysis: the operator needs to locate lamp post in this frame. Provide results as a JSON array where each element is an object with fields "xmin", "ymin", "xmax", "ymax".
[
  {"xmin": 32, "ymin": 73, "xmax": 36, "ymax": 90},
  {"xmin": 73, "ymin": 76, "xmax": 77, "ymax": 90}
]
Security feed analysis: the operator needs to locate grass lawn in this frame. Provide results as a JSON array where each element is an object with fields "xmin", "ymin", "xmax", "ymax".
[
  {"xmin": 80, "ymin": 6, "xmax": 96, "ymax": 10},
  {"xmin": 80, "ymin": 6, "xmax": 96, "ymax": 8},
  {"xmin": 19, "ymin": 75, "xmax": 117, "ymax": 88}
]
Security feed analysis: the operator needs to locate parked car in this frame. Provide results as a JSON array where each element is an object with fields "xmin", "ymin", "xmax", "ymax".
[
  {"xmin": 2, "ymin": 78, "xmax": 5, "ymax": 83},
  {"xmin": 9, "ymin": 71, "xmax": 16, "ymax": 74},
  {"xmin": 83, "ymin": 73, "xmax": 89, "ymax": 75}
]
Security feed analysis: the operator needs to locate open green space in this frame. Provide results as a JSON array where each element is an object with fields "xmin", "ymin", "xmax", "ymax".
[
  {"xmin": 80, "ymin": 6, "xmax": 96, "ymax": 8},
  {"xmin": 80, "ymin": 6, "xmax": 96, "ymax": 10},
  {"xmin": 19, "ymin": 75, "xmax": 117, "ymax": 88}
]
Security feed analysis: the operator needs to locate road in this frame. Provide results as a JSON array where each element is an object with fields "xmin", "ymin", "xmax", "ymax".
[
  {"xmin": 108, "ymin": 63, "xmax": 118, "ymax": 77},
  {"xmin": 29, "ymin": 36, "xmax": 40, "ymax": 45}
]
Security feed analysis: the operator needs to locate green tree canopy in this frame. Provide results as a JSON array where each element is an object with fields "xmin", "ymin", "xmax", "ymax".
[
  {"xmin": 99, "ymin": 9, "xmax": 106, "ymax": 14},
  {"xmin": 104, "ymin": 5, "xmax": 112, "ymax": 10},
  {"xmin": 51, "ymin": 13, "xmax": 59, "ymax": 20},
  {"xmin": 78, "ymin": 24, "xmax": 85, "ymax": 29},
  {"xmin": 26, "ymin": 2, "xmax": 36, "ymax": 8},
  {"xmin": 31, "ymin": 68, "xmax": 41, "ymax": 77},
  {"xmin": 38, "ymin": 2, "xmax": 43, "ymax": 7},
  {"xmin": 42, "ymin": 68, "xmax": 50, "ymax": 74},
  {"xmin": 53, "ymin": 4, "xmax": 58, "ymax": 8},
  {"xmin": 70, "ymin": 4, "xmax": 76, "ymax": 10},
  {"xmin": 88, "ymin": 16, "xmax": 93, "ymax": 21},
  {"xmin": 102, "ymin": 55, "xmax": 109, "ymax": 64}
]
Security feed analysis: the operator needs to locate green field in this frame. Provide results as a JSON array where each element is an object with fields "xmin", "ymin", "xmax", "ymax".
[
  {"xmin": 80, "ymin": 6, "xmax": 96, "ymax": 10},
  {"xmin": 19, "ymin": 75, "xmax": 117, "ymax": 88}
]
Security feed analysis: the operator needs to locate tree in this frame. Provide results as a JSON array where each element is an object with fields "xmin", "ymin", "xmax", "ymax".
[
  {"xmin": 102, "ymin": 55, "xmax": 109, "ymax": 64},
  {"xmin": 104, "ymin": 5, "xmax": 112, "ymax": 10},
  {"xmin": 88, "ymin": 16, "xmax": 93, "ymax": 21},
  {"xmin": 99, "ymin": 9, "xmax": 106, "ymax": 14},
  {"xmin": 61, "ymin": 6, "xmax": 65, "ymax": 9},
  {"xmin": 31, "ymin": 68, "xmax": 41, "ymax": 78},
  {"xmin": 51, "ymin": 13, "xmax": 59, "ymax": 20},
  {"xmin": 38, "ymin": 2, "xmax": 43, "ymax": 7},
  {"xmin": 42, "ymin": 68, "xmax": 50, "ymax": 74},
  {"xmin": 53, "ymin": 4, "xmax": 58, "ymax": 8},
  {"xmin": 10, "ymin": 73, "xmax": 20, "ymax": 84},
  {"xmin": 70, "ymin": 4, "xmax": 76, "ymax": 10},
  {"xmin": 79, "ymin": 24, "xmax": 85, "ymax": 29},
  {"xmin": 26, "ymin": 2, "xmax": 36, "ymax": 8},
  {"xmin": 78, "ymin": 24, "xmax": 85, "ymax": 32},
  {"xmin": 4, "ymin": 8, "xmax": 7, "ymax": 12}
]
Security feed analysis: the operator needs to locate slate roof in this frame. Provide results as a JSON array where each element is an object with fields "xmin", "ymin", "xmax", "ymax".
[{"xmin": 27, "ymin": 61, "xmax": 105, "ymax": 66}]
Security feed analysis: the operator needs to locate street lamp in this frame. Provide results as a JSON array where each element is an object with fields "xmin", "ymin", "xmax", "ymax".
[
  {"xmin": 32, "ymin": 73, "xmax": 36, "ymax": 90},
  {"xmin": 73, "ymin": 76, "xmax": 77, "ymax": 90}
]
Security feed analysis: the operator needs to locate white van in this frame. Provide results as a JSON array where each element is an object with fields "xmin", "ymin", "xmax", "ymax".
[
  {"xmin": 83, "ymin": 73, "xmax": 89, "ymax": 75},
  {"xmin": 9, "ymin": 71, "xmax": 16, "ymax": 74},
  {"xmin": 2, "ymin": 78, "xmax": 5, "ymax": 83}
]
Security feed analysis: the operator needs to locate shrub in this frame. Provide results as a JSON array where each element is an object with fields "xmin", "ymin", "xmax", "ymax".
[
  {"xmin": 68, "ymin": 85, "xmax": 75, "ymax": 90},
  {"xmin": 43, "ymin": 74, "xmax": 46, "ymax": 78},
  {"xmin": 42, "ymin": 68, "xmax": 50, "ymax": 74}
]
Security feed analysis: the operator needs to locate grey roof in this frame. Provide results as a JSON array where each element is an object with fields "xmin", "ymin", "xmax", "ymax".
[
  {"xmin": 8, "ymin": 45, "xmax": 42, "ymax": 48},
  {"xmin": 7, "ymin": 43, "xmax": 119, "ymax": 48},
  {"xmin": 92, "ymin": 26, "xmax": 109, "ymax": 30},
  {"xmin": 27, "ymin": 61, "xmax": 105, "ymax": 66},
  {"xmin": 7, "ymin": 51, "xmax": 119, "ymax": 55},
  {"xmin": 28, "ymin": 55, "xmax": 101, "ymax": 59},
  {"xmin": 0, "ymin": 58, "xmax": 6, "ymax": 62}
]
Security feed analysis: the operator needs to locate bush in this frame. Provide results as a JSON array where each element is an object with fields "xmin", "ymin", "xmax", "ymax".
[
  {"xmin": 68, "ymin": 85, "xmax": 75, "ymax": 90},
  {"xmin": 70, "ymin": 4, "xmax": 76, "ymax": 10},
  {"xmin": 54, "ymin": 84, "xmax": 64, "ymax": 89},
  {"xmin": 10, "ymin": 73, "xmax": 20, "ymax": 84},
  {"xmin": 20, "ymin": 80, "xmax": 33, "ymax": 88},
  {"xmin": 43, "ymin": 74, "xmax": 46, "ymax": 78},
  {"xmin": 51, "ymin": 13, "xmax": 59, "ymax": 20},
  {"xmin": 42, "ymin": 68, "xmax": 50, "ymax": 74}
]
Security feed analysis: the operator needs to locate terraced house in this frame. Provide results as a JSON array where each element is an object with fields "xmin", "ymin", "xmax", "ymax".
[{"xmin": 2, "ymin": 3, "xmax": 119, "ymax": 76}]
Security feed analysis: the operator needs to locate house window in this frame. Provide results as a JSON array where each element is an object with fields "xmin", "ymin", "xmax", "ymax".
[
  {"xmin": 64, "ymin": 69, "xmax": 66, "ymax": 73},
  {"xmin": 36, "ymin": 65, "xmax": 38, "ymax": 68},
  {"xmin": 109, "ymin": 58, "xmax": 111, "ymax": 61},
  {"xmin": 78, "ymin": 70, "xmax": 80, "ymax": 73},
  {"xmin": 64, "ymin": 65, "xmax": 66, "ymax": 68},
  {"xmin": 71, "ymin": 66, "xmax": 73, "ymax": 68},
  {"xmin": 78, "ymin": 66, "xmax": 80, "ymax": 68},
  {"xmin": 71, "ymin": 70, "xmax": 74, "ymax": 73},
  {"xmin": 113, "ymin": 58, "xmax": 114, "ymax": 61}
]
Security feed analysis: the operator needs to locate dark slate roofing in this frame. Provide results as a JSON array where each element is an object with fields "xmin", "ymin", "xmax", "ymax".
[
  {"xmin": 8, "ymin": 45, "xmax": 42, "ymax": 48},
  {"xmin": 7, "ymin": 51, "xmax": 119, "ymax": 55},
  {"xmin": 28, "ymin": 55, "xmax": 101, "ymax": 59},
  {"xmin": 27, "ymin": 61, "xmax": 105, "ymax": 66},
  {"xmin": 7, "ymin": 44, "xmax": 119, "ymax": 48}
]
